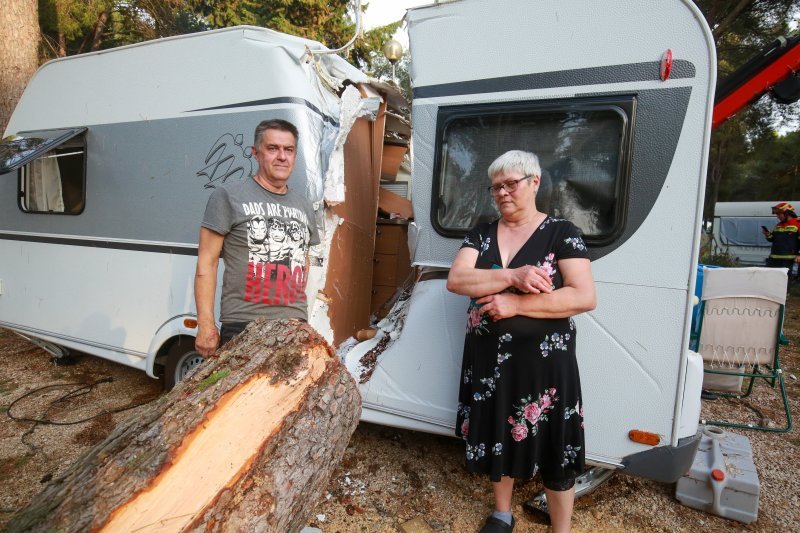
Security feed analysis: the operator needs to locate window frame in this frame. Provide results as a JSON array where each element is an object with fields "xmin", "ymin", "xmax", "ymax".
[
  {"xmin": 9, "ymin": 128, "xmax": 88, "ymax": 216},
  {"xmin": 430, "ymin": 96, "xmax": 636, "ymax": 247}
]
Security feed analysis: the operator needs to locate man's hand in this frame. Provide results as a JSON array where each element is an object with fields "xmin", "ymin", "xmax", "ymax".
[
  {"xmin": 475, "ymin": 293, "xmax": 520, "ymax": 321},
  {"xmin": 509, "ymin": 265, "xmax": 553, "ymax": 294},
  {"xmin": 195, "ymin": 321, "xmax": 220, "ymax": 356}
]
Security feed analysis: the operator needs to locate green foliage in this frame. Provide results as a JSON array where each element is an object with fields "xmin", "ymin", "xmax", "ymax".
[
  {"xmin": 36, "ymin": 0, "xmax": 399, "ymax": 72},
  {"xmin": 698, "ymin": 250, "xmax": 740, "ymax": 268},
  {"xmin": 190, "ymin": 0, "xmax": 259, "ymax": 28},
  {"xmin": 38, "ymin": 0, "xmax": 209, "ymax": 59},
  {"xmin": 693, "ymin": 0, "xmax": 800, "ymax": 223}
]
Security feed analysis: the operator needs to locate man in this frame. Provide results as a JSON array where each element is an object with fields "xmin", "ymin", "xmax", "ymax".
[
  {"xmin": 762, "ymin": 202, "xmax": 800, "ymax": 277},
  {"xmin": 195, "ymin": 119, "xmax": 320, "ymax": 357}
]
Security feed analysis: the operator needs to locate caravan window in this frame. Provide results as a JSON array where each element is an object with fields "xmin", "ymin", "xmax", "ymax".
[
  {"xmin": 432, "ymin": 98, "xmax": 633, "ymax": 244},
  {"xmin": 0, "ymin": 128, "xmax": 87, "ymax": 215}
]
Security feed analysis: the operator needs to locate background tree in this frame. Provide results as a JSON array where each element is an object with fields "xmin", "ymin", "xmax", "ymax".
[
  {"xmin": 35, "ymin": 1, "xmax": 399, "ymax": 71},
  {"xmin": 1, "ymin": 0, "xmax": 39, "ymax": 134},
  {"xmin": 368, "ymin": 49, "xmax": 411, "ymax": 100},
  {"xmin": 694, "ymin": 0, "xmax": 800, "ymax": 223}
]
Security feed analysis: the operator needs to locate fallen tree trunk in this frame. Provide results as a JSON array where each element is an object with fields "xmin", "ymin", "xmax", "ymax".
[{"xmin": 7, "ymin": 318, "xmax": 361, "ymax": 533}]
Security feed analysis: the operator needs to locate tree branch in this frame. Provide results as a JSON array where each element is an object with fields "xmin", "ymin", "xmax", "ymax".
[
  {"xmin": 711, "ymin": 0, "xmax": 756, "ymax": 42},
  {"xmin": 90, "ymin": 10, "xmax": 110, "ymax": 52}
]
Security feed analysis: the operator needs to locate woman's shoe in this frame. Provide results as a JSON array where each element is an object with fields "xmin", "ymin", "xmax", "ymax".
[{"xmin": 478, "ymin": 515, "xmax": 515, "ymax": 532}]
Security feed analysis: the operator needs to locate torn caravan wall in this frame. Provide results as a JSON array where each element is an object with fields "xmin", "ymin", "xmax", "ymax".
[
  {"xmin": 321, "ymin": 95, "xmax": 387, "ymax": 346},
  {"xmin": 310, "ymin": 80, "xmax": 410, "ymax": 347},
  {"xmin": 307, "ymin": 85, "xmax": 375, "ymax": 343},
  {"xmin": 347, "ymin": 277, "xmax": 414, "ymax": 384},
  {"xmin": 323, "ymin": 85, "xmax": 371, "ymax": 204},
  {"xmin": 307, "ymin": 210, "xmax": 342, "ymax": 344}
]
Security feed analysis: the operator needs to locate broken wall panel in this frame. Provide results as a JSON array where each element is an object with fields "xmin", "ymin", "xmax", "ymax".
[{"xmin": 324, "ymin": 117, "xmax": 381, "ymax": 345}]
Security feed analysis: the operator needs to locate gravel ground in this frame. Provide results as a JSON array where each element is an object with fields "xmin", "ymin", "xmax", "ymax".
[{"xmin": 0, "ymin": 293, "xmax": 798, "ymax": 532}]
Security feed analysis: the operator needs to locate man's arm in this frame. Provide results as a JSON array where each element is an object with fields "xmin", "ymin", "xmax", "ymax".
[{"xmin": 195, "ymin": 227, "xmax": 225, "ymax": 356}]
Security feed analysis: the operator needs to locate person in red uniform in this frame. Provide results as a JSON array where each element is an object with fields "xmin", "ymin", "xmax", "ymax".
[{"xmin": 762, "ymin": 202, "xmax": 800, "ymax": 284}]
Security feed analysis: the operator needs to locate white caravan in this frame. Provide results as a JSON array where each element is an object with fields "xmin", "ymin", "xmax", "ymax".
[
  {"xmin": 1, "ymin": 0, "xmax": 715, "ymax": 486},
  {"xmin": 0, "ymin": 26, "xmax": 409, "ymax": 388},
  {"xmin": 345, "ymin": 0, "xmax": 715, "ymax": 484},
  {"xmin": 711, "ymin": 201, "xmax": 799, "ymax": 265}
]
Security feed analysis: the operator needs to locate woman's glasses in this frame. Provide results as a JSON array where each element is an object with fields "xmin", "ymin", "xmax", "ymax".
[{"xmin": 488, "ymin": 175, "xmax": 532, "ymax": 195}]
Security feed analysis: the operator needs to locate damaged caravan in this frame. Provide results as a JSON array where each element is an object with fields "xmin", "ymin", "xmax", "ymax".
[
  {"xmin": 1, "ymin": 0, "xmax": 716, "ymax": 488},
  {"xmin": 0, "ymin": 26, "xmax": 410, "ymax": 388}
]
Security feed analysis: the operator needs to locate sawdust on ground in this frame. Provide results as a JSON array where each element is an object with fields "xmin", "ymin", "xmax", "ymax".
[{"xmin": 0, "ymin": 293, "xmax": 798, "ymax": 532}]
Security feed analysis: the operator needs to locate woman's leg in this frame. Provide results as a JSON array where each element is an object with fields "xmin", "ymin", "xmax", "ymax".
[
  {"xmin": 544, "ymin": 486, "xmax": 575, "ymax": 533},
  {"xmin": 492, "ymin": 476, "xmax": 515, "ymax": 512}
]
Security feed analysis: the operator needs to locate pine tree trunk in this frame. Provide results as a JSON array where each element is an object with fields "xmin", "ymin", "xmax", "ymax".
[
  {"xmin": 6, "ymin": 319, "xmax": 362, "ymax": 533},
  {"xmin": 0, "ymin": 0, "xmax": 39, "ymax": 134}
]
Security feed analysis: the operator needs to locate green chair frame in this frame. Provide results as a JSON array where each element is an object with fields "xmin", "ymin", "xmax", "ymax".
[{"xmin": 694, "ymin": 281, "xmax": 793, "ymax": 433}]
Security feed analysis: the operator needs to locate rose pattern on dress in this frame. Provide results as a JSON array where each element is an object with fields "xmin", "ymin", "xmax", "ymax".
[
  {"xmin": 535, "ymin": 252, "xmax": 557, "ymax": 290},
  {"xmin": 508, "ymin": 387, "xmax": 558, "ymax": 441},
  {"xmin": 466, "ymin": 302, "xmax": 490, "ymax": 335}
]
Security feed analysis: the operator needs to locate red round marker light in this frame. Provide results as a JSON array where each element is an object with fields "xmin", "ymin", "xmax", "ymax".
[
  {"xmin": 711, "ymin": 468, "xmax": 725, "ymax": 481},
  {"xmin": 660, "ymin": 49, "xmax": 673, "ymax": 81}
]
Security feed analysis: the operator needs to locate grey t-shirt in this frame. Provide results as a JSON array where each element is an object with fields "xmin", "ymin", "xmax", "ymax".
[{"xmin": 201, "ymin": 178, "xmax": 321, "ymax": 324}]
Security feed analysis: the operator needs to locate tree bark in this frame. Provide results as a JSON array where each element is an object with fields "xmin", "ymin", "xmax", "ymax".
[
  {"xmin": 0, "ymin": 0, "xmax": 39, "ymax": 135},
  {"xmin": 6, "ymin": 318, "xmax": 362, "ymax": 533},
  {"xmin": 90, "ymin": 10, "xmax": 109, "ymax": 52}
]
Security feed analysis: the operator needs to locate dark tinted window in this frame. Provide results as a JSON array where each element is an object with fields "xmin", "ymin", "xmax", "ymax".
[{"xmin": 433, "ymin": 99, "xmax": 633, "ymax": 244}]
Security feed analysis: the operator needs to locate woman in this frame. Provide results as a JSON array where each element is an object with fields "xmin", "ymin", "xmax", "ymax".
[{"xmin": 446, "ymin": 150, "xmax": 596, "ymax": 533}]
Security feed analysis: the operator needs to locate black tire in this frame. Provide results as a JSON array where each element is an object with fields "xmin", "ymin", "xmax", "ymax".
[{"xmin": 163, "ymin": 337, "xmax": 205, "ymax": 391}]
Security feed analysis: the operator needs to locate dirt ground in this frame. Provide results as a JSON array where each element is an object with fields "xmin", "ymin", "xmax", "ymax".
[{"xmin": 0, "ymin": 294, "xmax": 798, "ymax": 532}]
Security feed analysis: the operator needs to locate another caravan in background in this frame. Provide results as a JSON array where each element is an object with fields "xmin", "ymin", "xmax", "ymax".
[{"xmin": 711, "ymin": 201, "xmax": 800, "ymax": 265}]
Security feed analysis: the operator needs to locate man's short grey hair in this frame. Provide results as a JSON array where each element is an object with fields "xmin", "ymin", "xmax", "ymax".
[
  {"xmin": 254, "ymin": 119, "xmax": 299, "ymax": 147},
  {"xmin": 487, "ymin": 150, "xmax": 541, "ymax": 180}
]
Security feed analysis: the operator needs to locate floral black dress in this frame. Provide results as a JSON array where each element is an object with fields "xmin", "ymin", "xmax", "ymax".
[{"xmin": 455, "ymin": 217, "xmax": 589, "ymax": 489}]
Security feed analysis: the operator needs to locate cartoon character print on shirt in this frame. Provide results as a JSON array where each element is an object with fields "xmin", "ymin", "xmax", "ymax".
[
  {"xmin": 266, "ymin": 218, "xmax": 292, "ymax": 266},
  {"xmin": 247, "ymin": 215, "xmax": 269, "ymax": 264},
  {"xmin": 287, "ymin": 220, "xmax": 310, "ymax": 272},
  {"xmin": 242, "ymin": 201, "xmax": 312, "ymax": 307}
]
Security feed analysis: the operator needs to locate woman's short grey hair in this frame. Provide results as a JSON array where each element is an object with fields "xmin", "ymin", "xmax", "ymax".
[{"xmin": 487, "ymin": 150, "xmax": 541, "ymax": 180}]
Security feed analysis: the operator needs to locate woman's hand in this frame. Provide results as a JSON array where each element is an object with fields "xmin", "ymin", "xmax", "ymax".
[
  {"xmin": 476, "ymin": 293, "xmax": 520, "ymax": 321},
  {"xmin": 510, "ymin": 265, "xmax": 553, "ymax": 294}
]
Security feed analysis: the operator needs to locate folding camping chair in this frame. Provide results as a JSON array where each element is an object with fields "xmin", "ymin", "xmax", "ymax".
[{"xmin": 695, "ymin": 267, "xmax": 793, "ymax": 432}]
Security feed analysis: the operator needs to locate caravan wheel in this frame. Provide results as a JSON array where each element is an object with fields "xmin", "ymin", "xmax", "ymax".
[{"xmin": 164, "ymin": 338, "xmax": 205, "ymax": 391}]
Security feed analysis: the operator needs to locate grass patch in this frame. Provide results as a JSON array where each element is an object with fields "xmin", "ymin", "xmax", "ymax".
[
  {"xmin": 14, "ymin": 454, "xmax": 33, "ymax": 469},
  {"xmin": 197, "ymin": 369, "xmax": 230, "ymax": 391}
]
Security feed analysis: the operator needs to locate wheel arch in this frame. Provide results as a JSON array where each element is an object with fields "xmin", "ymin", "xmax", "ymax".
[{"xmin": 145, "ymin": 315, "xmax": 199, "ymax": 378}]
